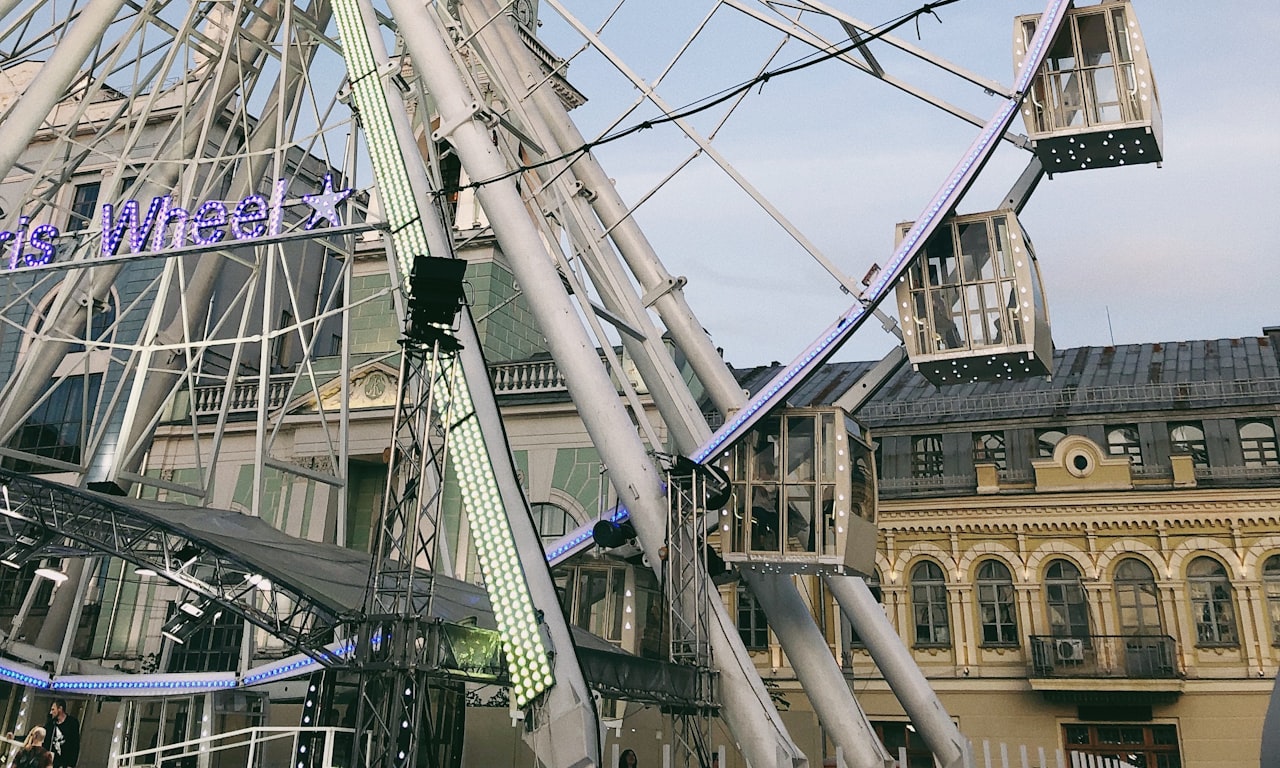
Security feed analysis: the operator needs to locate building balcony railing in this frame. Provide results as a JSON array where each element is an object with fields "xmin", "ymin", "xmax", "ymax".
[
  {"xmin": 489, "ymin": 359, "xmax": 567, "ymax": 396},
  {"xmin": 190, "ymin": 376, "xmax": 295, "ymax": 418},
  {"xmin": 179, "ymin": 357, "xmax": 579, "ymax": 421},
  {"xmin": 1194, "ymin": 464, "xmax": 1280, "ymax": 482},
  {"xmin": 1029, "ymin": 634, "xmax": 1179, "ymax": 679},
  {"xmin": 878, "ymin": 474, "xmax": 975, "ymax": 497}
]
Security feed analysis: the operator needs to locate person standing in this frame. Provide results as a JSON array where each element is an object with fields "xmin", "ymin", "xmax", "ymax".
[
  {"xmin": 42, "ymin": 700, "xmax": 78, "ymax": 768},
  {"xmin": 617, "ymin": 748, "xmax": 638, "ymax": 768}
]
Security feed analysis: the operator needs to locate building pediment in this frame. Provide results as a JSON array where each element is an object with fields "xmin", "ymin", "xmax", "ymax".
[
  {"xmin": 1032, "ymin": 435, "xmax": 1133, "ymax": 492},
  {"xmin": 286, "ymin": 359, "xmax": 399, "ymax": 414}
]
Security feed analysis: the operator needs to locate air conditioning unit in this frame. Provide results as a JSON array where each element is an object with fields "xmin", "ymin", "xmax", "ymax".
[{"xmin": 1055, "ymin": 638, "xmax": 1085, "ymax": 662}]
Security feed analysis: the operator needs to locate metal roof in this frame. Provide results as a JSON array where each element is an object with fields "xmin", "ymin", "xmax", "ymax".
[{"xmin": 733, "ymin": 335, "xmax": 1280, "ymax": 428}]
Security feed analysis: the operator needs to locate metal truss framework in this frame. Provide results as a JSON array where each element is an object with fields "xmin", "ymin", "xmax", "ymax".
[{"xmin": 0, "ymin": 469, "xmax": 347, "ymax": 660}]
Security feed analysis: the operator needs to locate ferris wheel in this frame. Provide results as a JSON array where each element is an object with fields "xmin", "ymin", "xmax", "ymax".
[{"xmin": 0, "ymin": 2, "xmax": 1164, "ymax": 768}]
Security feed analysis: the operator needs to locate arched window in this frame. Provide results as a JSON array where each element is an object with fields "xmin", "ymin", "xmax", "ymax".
[
  {"xmin": 1036, "ymin": 429, "xmax": 1066, "ymax": 458},
  {"xmin": 1239, "ymin": 420, "xmax": 1279, "ymax": 467},
  {"xmin": 1106, "ymin": 424, "xmax": 1143, "ymax": 466},
  {"xmin": 529, "ymin": 502, "xmax": 575, "ymax": 541},
  {"xmin": 1187, "ymin": 556, "xmax": 1237, "ymax": 646},
  {"xmin": 1044, "ymin": 559, "xmax": 1090, "ymax": 639},
  {"xmin": 911, "ymin": 435, "xmax": 944, "ymax": 478},
  {"xmin": 910, "ymin": 560, "xmax": 950, "ymax": 647},
  {"xmin": 1169, "ymin": 422, "xmax": 1209, "ymax": 469},
  {"xmin": 1114, "ymin": 559, "xmax": 1161, "ymax": 635},
  {"xmin": 976, "ymin": 560, "xmax": 1018, "ymax": 646},
  {"xmin": 1264, "ymin": 556, "xmax": 1280, "ymax": 647},
  {"xmin": 973, "ymin": 431, "xmax": 1007, "ymax": 471}
]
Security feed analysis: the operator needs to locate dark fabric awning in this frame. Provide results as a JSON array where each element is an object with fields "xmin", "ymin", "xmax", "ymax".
[{"xmin": 2, "ymin": 471, "xmax": 704, "ymax": 706}]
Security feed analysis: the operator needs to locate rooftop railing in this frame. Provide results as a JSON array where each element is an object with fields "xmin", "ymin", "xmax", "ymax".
[{"xmin": 859, "ymin": 377, "xmax": 1280, "ymax": 423}]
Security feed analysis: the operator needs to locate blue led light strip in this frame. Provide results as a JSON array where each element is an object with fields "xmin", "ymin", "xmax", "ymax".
[
  {"xmin": 52, "ymin": 674, "xmax": 237, "ymax": 692},
  {"xmin": 0, "ymin": 661, "xmax": 49, "ymax": 689},
  {"xmin": 546, "ymin": 0, "xmax": 1070, "ymax": 568},
  {"xmin": 0, "ymin": 638, "xmax": 352, "ymax": 696}
]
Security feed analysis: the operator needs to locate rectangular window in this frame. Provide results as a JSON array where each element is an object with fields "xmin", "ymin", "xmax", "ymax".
[
  {"xmin": 871, "ymin": 722, "xmax": 933, "ymax": 768},
  {"xmin": 1188, "ymin": 579, "xmax": 1237, "ymax": 646},
  {"xmin": 912, "ymin": 584, "xmax": 950, "ymax": 646},
  {"xmin": 1063, "ymin": 723, "xmax": 1181, "ymax": 768},
  {"xmin": 168, "ymin": 606, "xmax": 244, "ymax": 673},
  {"xmin": 976, "ymin": 561, "xmax": 1018, "ymax": 646},
  {"xmin": 0, "ymin": 563, "xmax": 53, "ymax": 615},
  {"xmin": 272, "ymin": 310, "xmax": 294, "ymax": 370},
  {"xmin": 572, "ymin": 566, "xmax": 627, "ymax": 643},
  {"xmin": 846, "ymin": 575, "xmax": 882, "ymax": 648},
  {"xmin": 67, "ymin": 180, "xmax": 101, "ymax": 231},
  {"xmin": 737, "ymin": 585, "xmax": 769, "ymax": 650},
  {"xmin": 4, "ymin": 373, "xmax": 103, "ymax": 472},
  {"xmin": 911, "ymin": 435, "xmax": 944, "ymax": 478}
]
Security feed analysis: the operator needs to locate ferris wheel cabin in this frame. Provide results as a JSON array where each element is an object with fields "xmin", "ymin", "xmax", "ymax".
[
  {"xmin": 718, "ymin": 408, "xmax": 877, "ymax": 576},
  {"xmin": 1015, "ymin": 0, "xmax": 1162, "ymax": 173},
  {"xmin": 895, "ymin": 210, "xmax": 1053, "ymax": 385}
]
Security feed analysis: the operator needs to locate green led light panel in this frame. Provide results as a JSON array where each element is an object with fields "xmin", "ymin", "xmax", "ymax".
[{"xmin": 329, "ymin": 0, "xmax": 553, "ymax": 707}]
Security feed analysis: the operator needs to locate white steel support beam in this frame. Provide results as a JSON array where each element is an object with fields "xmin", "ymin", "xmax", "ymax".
[
  {"xmin": 457, "ymin": 4, "xmax": 896, "ymax": 765},
  {"xmin": 743, "ymin": 571, "xmax": 894, "ymax": 768},
  {"xmin": 477, "ymin": 0, "xmax": 748, "ymax": 420},
  {"xmin": 387, "ymin": 3, "xmax": 804, "ymax": 766},
  {"xmin": 0, "ymin": 0, "xmax": 127, "ymax": 182},
  {"xmin": 460, "ymin": 0, "xmax": 710, "ymax": 450},
  {"xmin": 825, "ymin": 575, "xmax": 972, "ymax": 768}
]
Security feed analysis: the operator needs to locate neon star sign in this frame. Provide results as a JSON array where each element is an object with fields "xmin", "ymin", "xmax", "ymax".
[{"xmin": 0, "ymin": 174, "xmax": 354, "ymax": 270}]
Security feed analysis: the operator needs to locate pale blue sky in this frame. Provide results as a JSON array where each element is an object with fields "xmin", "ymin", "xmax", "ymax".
[{"xmin": 535, "ymin": 1, "xmax": 1280, "ymax": 366}]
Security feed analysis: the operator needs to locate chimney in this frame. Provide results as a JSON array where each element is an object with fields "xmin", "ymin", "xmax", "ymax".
[{"xmin": 1263, "ymin": 326, "xmax": 1280, "ymax": 363}]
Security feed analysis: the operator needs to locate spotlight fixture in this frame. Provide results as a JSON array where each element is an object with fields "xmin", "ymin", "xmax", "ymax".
[
  {"xmin": 169, "ymin": 544, "xmax": 203, "ymax": 571},
  {"xmin": 161, "ymin": 599, "xmax": 212, "ymax": 645},
  {"xmin": 406, "ymin": 255, "xmax": 466, "ymax": 349},
  {"xmin": 160, "ymin": 614, "xmax": 201, "ymax": 645},
  {"xmin": 0, "ymin": 533, "xmax": 51, "ymax": 570},
  {"xmin": 33, "ymin": 566, "xmax": 67, "ymax": 584}
]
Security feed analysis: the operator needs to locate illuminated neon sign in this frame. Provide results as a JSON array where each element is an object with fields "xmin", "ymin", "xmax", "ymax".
[{"xmin": 0, "ymin": 175, "xmax": 353, "ymax": 269}]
